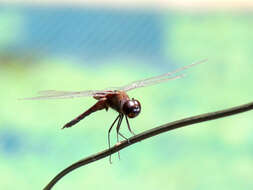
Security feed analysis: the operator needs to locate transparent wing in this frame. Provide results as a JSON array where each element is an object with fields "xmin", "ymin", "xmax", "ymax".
[
  {"xmin": 20, "ymin": 89, "xmax": 116, "ymax": 100},
  {"xmin": 21, "ymin": 59, "xmax": 206, "ymax": 100},
  {"xmin": 116, "ymin": 74, "xmax": 185, "ymax": 92},
  {"xmin": 38, "ymin": 90, "xmax": 77, "ymax": 96},
  {"xmin": 116, "ymin": 59, "xmax": 207, "ymax": 92}
]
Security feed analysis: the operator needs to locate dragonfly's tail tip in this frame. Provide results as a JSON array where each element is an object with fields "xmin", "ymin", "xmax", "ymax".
[{"xmin": 62, "ymin": 124, "xmax": 72, "ymax": 129}]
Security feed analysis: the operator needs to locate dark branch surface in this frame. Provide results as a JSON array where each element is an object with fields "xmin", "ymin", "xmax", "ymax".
[{"xmin": 44, "ymin": 101, "xmax": 253, "ymax": 190}]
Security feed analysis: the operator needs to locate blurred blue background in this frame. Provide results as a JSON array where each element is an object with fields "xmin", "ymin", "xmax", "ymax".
[{"xmin": 1, "ymin": 2, "xmax": 253, "ymax": 190}]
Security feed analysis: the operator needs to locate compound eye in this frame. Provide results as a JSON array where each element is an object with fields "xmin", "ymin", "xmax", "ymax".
[
  {"xmin": 123, "ymin": 99, "xmax": 141, "ymax": 118},
  {"xmin": 127, "ymin": 107, "xmax": 140, "ymax": 118},
  {"xmin": 128, "ymin": 112, "xmax": 136, "ymax": 118}
]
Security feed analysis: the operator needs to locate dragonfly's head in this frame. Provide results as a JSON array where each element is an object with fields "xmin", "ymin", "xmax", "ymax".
[{"xmin": 123, "ymin": 98, "xmax": 141, "ymax": 118}]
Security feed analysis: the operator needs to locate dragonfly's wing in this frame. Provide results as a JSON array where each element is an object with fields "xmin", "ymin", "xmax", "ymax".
[
  {"xmin": 117, "ymin": 74, "xmax": 185, "ymax": 92},
  {"xmin": 21, "ymin": 59, "xmax": 206, "ymax": 100},
  {"xmin": 116, "ymin": 59, "xmax": 206, "ymax": 92},
  {"xmin": 21, "ymin": 89, "xmax": 116, "ymax": 100},
  {"xmin": 38, "ymin": 90, "xmax": 77, "ymax": 96}
]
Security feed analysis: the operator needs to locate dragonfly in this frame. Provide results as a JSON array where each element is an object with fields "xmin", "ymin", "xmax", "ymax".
[{"xmin": 22, "ymin": 59, "xmax": 206, "ymax": 162}]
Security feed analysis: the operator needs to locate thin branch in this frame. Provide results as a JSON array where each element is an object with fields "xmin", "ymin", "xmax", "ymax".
[{"xmin": 44, "ymin": 101, "xmax": 253, "ymax": 190}]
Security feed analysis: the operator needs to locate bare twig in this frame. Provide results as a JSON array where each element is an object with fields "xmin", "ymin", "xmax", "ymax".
[{"xmin": 44, "ymin": 101, "xmax": 253, "ymax": 190}]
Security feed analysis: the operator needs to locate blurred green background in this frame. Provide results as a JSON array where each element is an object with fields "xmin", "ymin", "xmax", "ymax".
[{"xmin": 1, "ymin": 3, "xmax": 253, "ymax": 190}]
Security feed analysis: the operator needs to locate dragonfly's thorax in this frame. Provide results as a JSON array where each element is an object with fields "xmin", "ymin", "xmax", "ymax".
[{"xmin": 106, "ymin": 91, "xmax": 130, "ymax": 114}]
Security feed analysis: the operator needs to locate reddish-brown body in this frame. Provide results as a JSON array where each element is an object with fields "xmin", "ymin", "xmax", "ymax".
[
  {"xmin": 95, "ymin": 91, "xmax": 130, "ymax": 113},
  {"xmin": 63, "ymin": 91, "xmax": 133, "ymax": 128}
]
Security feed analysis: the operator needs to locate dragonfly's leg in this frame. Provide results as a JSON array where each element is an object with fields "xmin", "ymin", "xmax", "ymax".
[
  {"xmin": 118, "ymin": 132, "xmax": 128, "ymax": 140},
  {"xmin": 108, "ymin": 114, "xmax": 120, "ymax": 164},
  {"xmin": 116, "ymin": 116, "xmax": 128, "ymax": 140},
  {"xmin": 62, "ymin": 98, "xmax": 107, "ymax": 129},
  {"xmin": 126, "ymin": 116, "xmax": 136, "ymax": 136},
  {"xmin": 116, "ymin": 114, "xmax": 124, "ymax": 160},
  {"xmin": 116, "ymin": 114, "xmax": 124, "ymax": 142}
]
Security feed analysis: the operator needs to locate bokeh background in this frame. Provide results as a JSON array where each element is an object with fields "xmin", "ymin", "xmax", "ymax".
[{"xmin": 1, "ymin": 1, "xmax": 253, "ymax": 189}]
